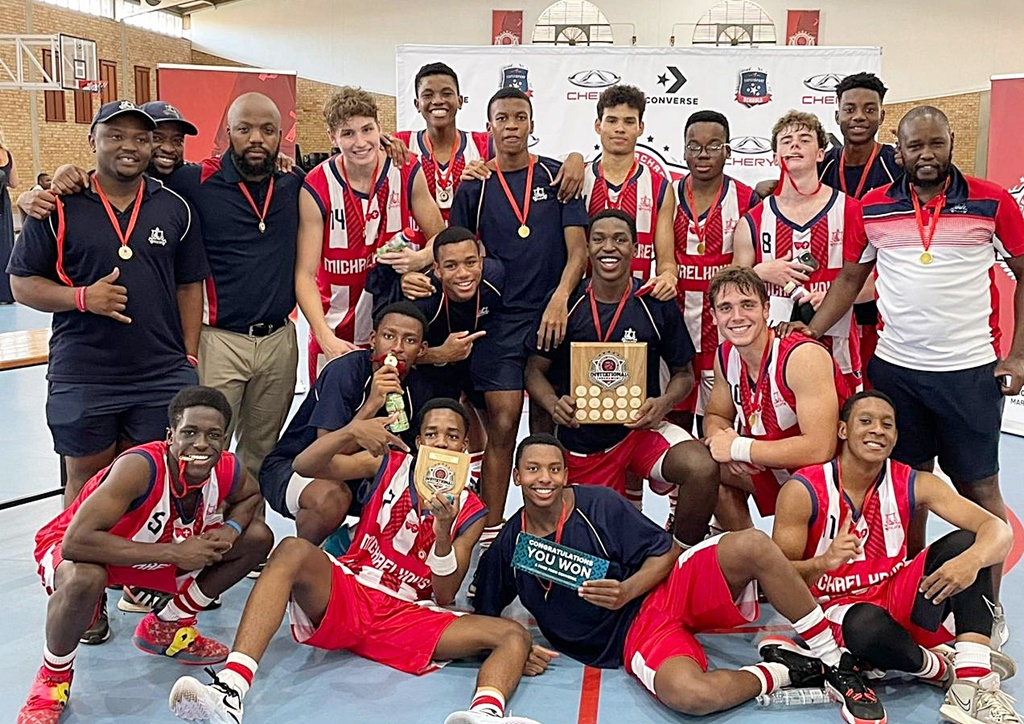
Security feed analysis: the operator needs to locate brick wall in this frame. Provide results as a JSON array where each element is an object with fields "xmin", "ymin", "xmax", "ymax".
[{"xmin": 883, "ymin": 92, "xmax": 982, "ymax": 175}]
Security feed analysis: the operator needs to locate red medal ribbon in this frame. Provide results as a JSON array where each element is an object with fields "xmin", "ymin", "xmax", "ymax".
[
  {"xmin": 424, "ymin": 131, "xmax": 461, "ymax": 194},
  {"xmin": 684, "ymin": 176, "xmax": 725, "ymax": 248},
  {"xmin": 236, "ymin": 176, "xmax": 274, "ymax": 232},
  {"xmin": 494, "ymin": 156, "xmax": 535, "ymax": 230},
  {"xmin": 910, "ymin": 180, "xmax": 949, "ymax": 257},
  {"xmin": 838, "ymin": 142, "xmax": 881, "ymax": 199},
  {"xmin": 93, "ymin": 174, "xmax": 145, "ymax": 257},
  {"xmin": 521, "ymin": 498, "xmax": 572, "ymax": 594},
  {"xmin": 339, "ymin": 154, "xmax": 383, "ymax": 241},
  {"xmin": 775, "ymin": 157, "xmax": 822, "ymax": 197},
  {"xmin": 598, "ymin": 158, "xmax": 638, "ymax": 210},
  {"xmin": 588, "ymin": 281, "xmax": 632, "ymax": 343},
  {"xmin": 738, "ymin": 331, "xmax": 775, "ymax": 430}
]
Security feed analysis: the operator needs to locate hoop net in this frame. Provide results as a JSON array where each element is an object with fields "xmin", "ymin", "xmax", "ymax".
[{"xmin": 76, "ymin": 79, "xmax": 106, "ymax": 93}]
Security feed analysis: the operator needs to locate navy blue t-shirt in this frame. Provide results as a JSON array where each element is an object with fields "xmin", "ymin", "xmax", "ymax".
[
  {"xmin": 7, "ymin": 175, "xmax": 209, "ymax": 383},
  {"xmin": 450, "ymin": 157, "xmax": 587, "ymax": 315},
  {"xmin": 473, "ymin": 485, "xmax": 674, "ymax": 669},
  {"xmin": 818, "ymin": 144, "xmax": 901, "ymax": 199},
  {"xmin": 531, "ymin": 277, "xmax": 694, "ymax": 454},
  {"xmin": 167, "ymin": 156, "xmax": 303, "ymax": 332}
]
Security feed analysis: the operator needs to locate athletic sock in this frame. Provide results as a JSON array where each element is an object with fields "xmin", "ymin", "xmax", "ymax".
[
  {"xmin": 625, "ymin": 485, "xmax": 644, "ymax": 511},
  {"xmin": 479, "ymin": 524, "xmax": 503, "ymax": 550},
  {"xmin": 913, "ymin": 647, "xmax": 947, "ymax": 683},
  {"xmin": 469, "ymin": 452, "xmax": 484, "ymax": 489},
  {"xmin": 793, "ymin": 607, "xmax": 842, "ymax": 668},
  {"xmin": 469, "ymin": 686, "xmax": 505, "ymax": 717},
  {"xmin": 741, "ymin": 662, "xmax": 790, "ymax": 695},
  {"xmin": 219, "ymin": 651, "xmax": 258, "ymax": 700},
  {"xmin": 157, "ymin": 580, "xmax": 212, "ymax": 623},
  {"xmin": 953, "ymin": 641, "xmax": 992, "ymax": 682},
  {"xmin": 42, "ymin": 645, "xmax": 76, "ymax": 675}
]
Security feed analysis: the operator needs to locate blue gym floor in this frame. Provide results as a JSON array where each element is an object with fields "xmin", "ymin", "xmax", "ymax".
[{"xmin": 1, "ymin": 303, "xmax": 1021, "ymax": 723}]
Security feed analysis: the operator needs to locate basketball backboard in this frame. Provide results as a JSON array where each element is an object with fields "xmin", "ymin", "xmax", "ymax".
[{"xmin": 58, "ymin": 33, "xmax": 99, "ymax": 91}]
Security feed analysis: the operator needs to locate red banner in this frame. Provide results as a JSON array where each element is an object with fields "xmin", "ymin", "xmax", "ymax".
[
  {"xmin": 156, "ymin": 64, "xmax": 297, "ymax": 162},
  {"xmin": 786, "ymin": 10, "xmax": 820, "ymax": 46},
  {"xmin": 492, "ymin": 10, "xmax": 523, "ymax": 45}
]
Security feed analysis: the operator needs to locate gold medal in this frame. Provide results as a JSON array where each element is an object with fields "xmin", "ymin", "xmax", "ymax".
[
  {"xmin": 437, "ymin": 188, "xmax": 451, "ymax": 204},
  {"xmin": 748, "ymin": 411, "xmax": 759, "ymax": 429},
  {"xmin": 518, "ymin": 224, "xmax": 530, "ymax": 239},
  {"xmin": 696, "ymin": 242, "xmax": 706, "ymax": 255},
  {"xmin": 920, "ymin": 251, "xmax": 933, "ymax": 265},
  {"xmin": 118, "ymin": 246, "xmax": 133, "ymax": 260}
]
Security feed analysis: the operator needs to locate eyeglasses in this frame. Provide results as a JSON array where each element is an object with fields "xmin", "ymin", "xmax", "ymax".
[{"xmin": 684, "ymin": 142, "xmax": 727, "ymax": 155}]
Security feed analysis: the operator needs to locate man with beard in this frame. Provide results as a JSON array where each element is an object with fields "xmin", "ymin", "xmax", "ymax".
[
  {"xmin": 787, "ymin": 107, "xmax": 1024, "ymax": 645},
  {"xmin": 16, "ymin": 386, "xmax": 273, "ymax": 724}
]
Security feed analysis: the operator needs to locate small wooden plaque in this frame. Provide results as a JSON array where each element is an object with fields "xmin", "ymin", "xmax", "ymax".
[
  {"xmin": 569, "ymin": 342, "xmax": 647, "ymax": 425},
  {"xmin": 413, "ymin": 446, "xmax": 470, "ymax": 502}
]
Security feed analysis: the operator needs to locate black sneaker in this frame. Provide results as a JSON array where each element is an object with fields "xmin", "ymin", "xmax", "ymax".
[
  {"xmin": 118, "ymin": 586, "xmax": 174, "ymax": 614},
  {"xmin": 824, "ymin": 652, "xmax": 887, "ymax": 724},
  {"xmin": 80, "ymin": 592, "xmax": 111, "ymax": 645},
  {"xmin": 758, "ymin": 636, "xmax": 826, "ymax": 687},
  {"xmin": 246, "ymin": 560, "xmax": 266, "ymax": 580}
]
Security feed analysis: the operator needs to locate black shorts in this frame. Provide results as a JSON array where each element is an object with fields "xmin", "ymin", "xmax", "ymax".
[
  {"xmin": 470, "ymin": 313, "xmax": 534, "ymax": 393},
  {"xmin": 867, "ymin": 356, "xmax": 1003, "ymax": 482},
  {"xmin": 45, "ymin": 365, "xmax": 198, "ymax": 458}
]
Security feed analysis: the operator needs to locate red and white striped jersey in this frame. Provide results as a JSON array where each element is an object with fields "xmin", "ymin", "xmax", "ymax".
[
  {"xmin": 34, "ymin": 441, "xmax": 240, "ymax": 586},
  {"xmin": 582, "ymin": 160, "xmax": 669, "ymax": 281},
  {"xmin": 303, "ymin": 155, "xmax": 419, "ymax": 345},
  {"xmin": 674, "ymin": 175, "xmax": 757, "ymax": 354},
  {"xmin": 338, "ymin": 450, "xmax": 486, "ymax": 604},
  {"xmin": 745, "ymin": 190, "xmax": 865, "ymax": 378},
  {"xmin": 394, "ymin": 130, "xmax": 490, "ymax": 222},
  {"xmin": 793, "ymin": 458, "xmax": 915, "ymax": 602}
]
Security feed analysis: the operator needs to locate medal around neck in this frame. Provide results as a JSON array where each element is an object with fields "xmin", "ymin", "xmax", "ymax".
[
  {"xmin": 413, "ymin": 446, "xmax": 470, "ymax": 504},
  {"xmin": 512, "ymin": 533, "xmax": 610, "ymax": 589}
]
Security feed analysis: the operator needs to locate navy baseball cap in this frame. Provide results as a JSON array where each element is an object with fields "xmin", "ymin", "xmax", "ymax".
[
  {"xmin": 141, "ymin": 101, "xmax": 199, "ymax": 136},
  {"xmin": 90, "ymin": 100, "xmax": 156, "ymax": 132}
]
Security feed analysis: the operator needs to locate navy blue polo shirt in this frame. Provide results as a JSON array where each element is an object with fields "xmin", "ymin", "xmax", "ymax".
[
  {"xmin": 473, "ymin": 485, "xmax": 674, "ymax": 669},
  {"xmin": 819, "ymin": 144, "xmax": 901, "ymax": 199},
  {"xmin": 413, "ymin": 257, "xmax": 506, "ymax": 348},
  {"xmin": 450, "ymin": 157, "xmax": 588, "ymax": 316},
  {"xmin": 7, "ymin": 175, "xmax": 209, "ymax": 383},
  {"xmin": 167, "ymin": 156, "xmax": 303, "ymax": 332}
]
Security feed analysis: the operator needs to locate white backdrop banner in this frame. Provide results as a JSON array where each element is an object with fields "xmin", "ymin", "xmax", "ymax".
[{"xmin": 396, "ymin": 45, "xmax": 882, "ymax": 186}]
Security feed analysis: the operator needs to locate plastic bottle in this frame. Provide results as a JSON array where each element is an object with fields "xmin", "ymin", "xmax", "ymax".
[
  {"xmin": 383, "ymin": 353, "xmax": 410, "ymax": 433},
  {"xmin": 756, "ymin": 687, "xmax": 836, "ymax": 707}
]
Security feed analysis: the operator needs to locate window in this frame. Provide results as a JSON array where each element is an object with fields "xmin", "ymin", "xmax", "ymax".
[
  {"xmin": 134, "ymin": 65, "xmax": 151, "ymax": 104},
  {"xmin": 693, "ymin": 0, "xmax": 776, "ymax": 46},
  {"xmin": 37, "ymin": 0, "xmax": 115, "ymax": 18},
  {"xmin": 532, "ymin": 1, "xmax": 614, "ymax": 45},
  {"xmin": 73, "ymin": 90, "xmax": 94, "ymax": 124},
  {"xmin": 99, "ymin": 59, "xmax": 117, "ymax": 104},
  {"xmin": 41, "ymin": 50, "xmax": 66, "ymax": 123},
  {"xmin": 120, "ymin": 0, "xmax": 187, "ymax": 37}
]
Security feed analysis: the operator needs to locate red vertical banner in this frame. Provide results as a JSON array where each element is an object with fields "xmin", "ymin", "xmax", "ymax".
[
  {"xmin": 786, "ymin": 10, "xmax": 820, "ymax": 45},
  {"xmin": 492, "ymin": 10, "xmax": 523, "ymax": 45}
]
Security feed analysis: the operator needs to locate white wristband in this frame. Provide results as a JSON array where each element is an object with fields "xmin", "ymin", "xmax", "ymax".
[
  {"xmin": 730, "ymin": 436, "xmax": 755, "ymax": 464},
  {"xmin": 427, "ymin": 545, "xmax": 458, "ymax": 576}
]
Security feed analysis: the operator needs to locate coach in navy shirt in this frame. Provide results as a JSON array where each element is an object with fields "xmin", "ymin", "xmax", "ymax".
[
  {"xmin": 8, "ymin": 100, "xmax": 208, "ymax": 506},
  {"xmin": 167, "ymin": 92, "xmax": 304, "ymax": 477},
  {"xmin": 525, "ymin": 209, "xmax": 718, "ymax": 546},
  {"xmin": 260, "ymin": 302, "xmax": 435, "ymax": 544}
]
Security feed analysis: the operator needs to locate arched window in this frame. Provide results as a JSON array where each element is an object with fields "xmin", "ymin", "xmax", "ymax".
[
  {"xmin": 532, "ymin": 1, "xmax": 614, "ymax": 45},
  {"xmin": 692, "ymin": 0, "xmax": 776, "ymax": 46}
]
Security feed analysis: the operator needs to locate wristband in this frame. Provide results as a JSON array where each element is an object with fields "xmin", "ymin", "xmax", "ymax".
[
  {"xmin": 223, "ymin": 520, "xmax": 243, "ymax": 535},
  {"xmin": 427, "ymin": 545, "xmax": 458, "ymax": 576},
  {"xmin": 75, "ymin": 286, "xmax": 87, "ymax": 313},
  {"xmin": 186, "ymin": 354, "xmax": 199, "ymax": 368},
  {"xmin": 730, "ymin": 436, "xmax": 755, "ymax": 464}
]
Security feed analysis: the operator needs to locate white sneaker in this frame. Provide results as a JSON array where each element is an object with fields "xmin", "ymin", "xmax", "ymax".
[
  {"xmin": 991, "ymin": 602, "xmax": 1010, "ymax": 651},
  {"xmin": 444, "ymin": 711, "xmax": 543, "ymax": 724},
  {"xmin": 940, "ymin": 673, "xmax": 1021, "ymax": 724},
  {"xmin": 169, "ymin": 673, "xmax": 244, "ymax": 723}
]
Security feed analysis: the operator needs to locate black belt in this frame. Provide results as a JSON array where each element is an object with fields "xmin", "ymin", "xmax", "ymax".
[{"xmin": 224, "ymin": 319, "xmax": 290, "ymax": 337}]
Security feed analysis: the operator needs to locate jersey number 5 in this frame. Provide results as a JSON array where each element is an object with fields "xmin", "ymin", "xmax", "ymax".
[{"xmin": 147, "ymin": 510, "xmax": 167, "ymax": 535}]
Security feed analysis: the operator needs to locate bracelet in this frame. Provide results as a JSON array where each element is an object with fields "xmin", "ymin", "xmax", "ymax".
[
  {"xmin": 186, "ymin": 354, "xmax": 199, "ymax": 368},
  {"xmin": 426, "ymin": 545, "xmax": 458, "ymax": 576},
  {"xmin": 223, "ymin": 520, "xmax": 243, "ymax": 535},
  {"xmin": 75, "ymin": 286, "xmax": 87, "ymax": 313},
  {"xmin": 730, "ymin": 436, "xmax": 755, "ymax": 464}
]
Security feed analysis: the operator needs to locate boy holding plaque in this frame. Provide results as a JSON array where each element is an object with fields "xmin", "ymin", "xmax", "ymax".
[
  {"xmin": 170, "ymin": 399, "xmax": 544, "ymax": 724},
  {"xmin": 524, "ymin": 209, "xmax": 718, "ymax": 548},
  {"xmin": 473, "ymin": 434, "xmax": 885, "ymax": 722}
]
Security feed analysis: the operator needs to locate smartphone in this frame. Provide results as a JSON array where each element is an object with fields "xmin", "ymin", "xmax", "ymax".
[{"xmin": 794, "ymin": 250, "xmax": 819, "ymax": 271}]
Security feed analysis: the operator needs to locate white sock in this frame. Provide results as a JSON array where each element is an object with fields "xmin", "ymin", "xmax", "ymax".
[
  {"xmin": 43, "ymin": 645, "xmax": 76, "ymax": 673},
  {"xmin": 793, "ymin": 608, "xmax": 842, "ymax": 668},
  {"xmin": 158, "ymin": 580, "xmax": 213, "ymax": 622},
  {"xmin": 740, "ymin": 662, "xmax": 790, "ymax": 695},
  {"xmin": 913, "ymin": 647, "xmax": 946, "ymax": 681},
  {"xmin": 219, "ymin": 651, "xmax": 259, "ymax": 700},
  {"xmin": 953, "ymin": 641, "xmax": 992, "ymax": 682}
]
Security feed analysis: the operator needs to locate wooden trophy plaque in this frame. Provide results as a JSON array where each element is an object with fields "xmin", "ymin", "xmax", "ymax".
[
  {"xmin": 414, "ymin": 446, "xmax": 470, "ymax": 502},
  {"xmin": 569, "ymin": 342, "xmax": 647, "ymax": 425}
]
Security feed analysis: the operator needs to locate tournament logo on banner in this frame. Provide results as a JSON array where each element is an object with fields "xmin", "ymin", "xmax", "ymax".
[
  {"xmin": 736, "ymin": 68, "xmax": 772, "ymax": 107},
  {"xmin": 500, "ymin": 65, "xmax": 531, "ymax": 94}
]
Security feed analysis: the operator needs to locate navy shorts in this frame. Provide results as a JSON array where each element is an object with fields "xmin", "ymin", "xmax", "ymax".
[
  {"xmin": 470, "ymin": 313, "xmax": 534, "ymax": 393},
  {"xmin": 867, "ymin": 356, "xmax": 1003, "ymax": 482},
  {"xmin": 259, "ymin": 456, "xmax": 364, "ymax": 521},
  {"xmin": 46, "ymin": 365, "xmax": 199, "ymax": 457},
  {"xmin": 419, "ymin": 361, "xmax": 485, "ymax": 409}
]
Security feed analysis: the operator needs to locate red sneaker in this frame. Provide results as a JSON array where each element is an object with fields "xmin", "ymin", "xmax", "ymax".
[
  {"xmin": 17, "ymin": 667, "xmax": 73, "ymax": 724},
  {"xmin": 131, "ymin": 613, "xmax": 228, "ymax": 665}
]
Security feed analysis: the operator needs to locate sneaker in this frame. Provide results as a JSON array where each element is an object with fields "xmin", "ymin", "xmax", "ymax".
[
  {"xmin": 932, "ymin": 645, "xmax": 1016, "ymax": 686},
  {"xmin": 118, "ymin": 586, "xmax": 174, "ymax": 614},
  {"xmin": 169, "ymin": 669, "xmax": 244, "ymax": 723},
  {"xmin": 245, "ymin": 561, "xmax": 266, "ymax": 580},
  {"xmin": 940, "ymin": 673, "xmax": 1022, "ymax": 724},
  {"xmin": 989, "ymin": 601, "xmax": 1010, "ymax": 652},
  {"xmin": 758, "ymin": 636, "xmax": 827, "ymax": 687},
  {"xmin": 16, "ymin": 667, "xmax": 73, "ymax": 724},
  {"xmin": 132, "ymin": 612, "xmax": 228, "ymax": 665},
  {"xmin": 824, "ymin": 652, "xmax": 887, "ymax": 724},
  {"xmin": 80, "ymin": 593, "xmax": 110, "ymax": 645},
  {"xmin": 443, "ymin": 711, "xmax": 543, "ymax": 724}
]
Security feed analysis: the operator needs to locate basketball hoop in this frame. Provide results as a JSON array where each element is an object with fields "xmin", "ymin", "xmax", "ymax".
[{"xmin": 76, "ymin": 79, "xmax": 106, "ymax": 93}]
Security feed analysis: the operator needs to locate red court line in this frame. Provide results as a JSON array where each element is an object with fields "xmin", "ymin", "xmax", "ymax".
[
  {"xmin": 577, "ymin": 666, "xmax": 602, "ymax": 724},
  {"xmin": 1005, "ymin": 506, "xmax": 1023, "ymax": 575}
]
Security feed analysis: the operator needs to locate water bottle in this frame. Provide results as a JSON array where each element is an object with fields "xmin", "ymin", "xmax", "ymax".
[
  {"xmin": 376, "ymin": 227, "xmax": 420, "ymax": 258},
  {"xmin": 784, "ymin": 280, "xmax": 816, "ymax": 325},
  {"xmin": 383, "ymin": 353, "xmax": 410, "ymax": 433},
  {"xmin": 756, "ymin": 687, "xmax": 836, "ymax": 707}
]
